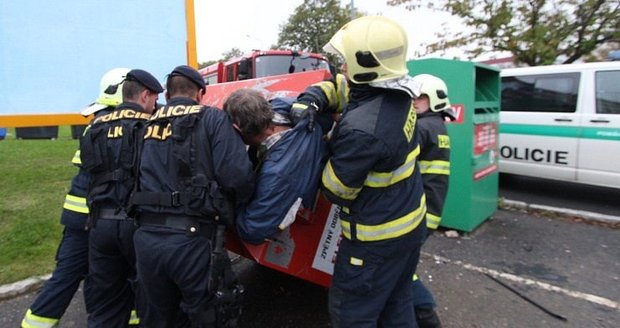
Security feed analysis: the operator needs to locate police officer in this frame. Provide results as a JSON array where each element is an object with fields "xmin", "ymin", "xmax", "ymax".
[
  {"xmin": 21, "ymin": 68, "xmax": 131, "ymax": 328},
  {"xmin": 293, "ymin": 16, "xmax": 428, "ymax": 327},
  {"xmin": 81, "ymin": 69, "xmax": 163, "ymax": 327},
  {"xmin": 410, "ymin": 74, "xmax": 455, "ymax": 328},
  {"xmin": 130, "ymin": 65, "xmax": 254, "ymax": 327}
]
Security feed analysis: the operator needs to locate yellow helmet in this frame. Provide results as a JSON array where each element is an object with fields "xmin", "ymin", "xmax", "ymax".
[
  {"xmin": 412, "ymin": 74, "xmax": 452, "ymax": 112},
  {"xmin": 81, "ymin": 67, "xmax": 130, "ymax": 115},
  {"xmin": 323, "ymin": 16, "xmax": 409, "ymax": 84}
]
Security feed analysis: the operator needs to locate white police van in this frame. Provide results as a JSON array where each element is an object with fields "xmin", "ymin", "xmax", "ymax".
[{"xmin": 499, "ymin": 62, "xmax": 620, "ymax": 189}]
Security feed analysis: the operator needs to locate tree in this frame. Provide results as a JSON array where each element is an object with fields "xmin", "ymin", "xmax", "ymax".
[
  {"xmin": 198, "ymin": 60, "xmax": 217, "ymax": 69},
  {"xmin": 388, "ymin": 0, "xmax": 620, "ymax": 66},
  {"xmin": 221, "ymin": 47, "xmax": 245, "ymax": 61},
  {"xmin": 277, "ymin": 0, "xmax": 351, "ymax": 54}
]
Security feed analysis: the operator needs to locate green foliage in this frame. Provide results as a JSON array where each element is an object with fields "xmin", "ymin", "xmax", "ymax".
[
  {"xmin": 388, "ymin": 0, "xmax": 620, "ymax": 66},
  {"xmin": 199, "ymin": 60, "xmax": 217, "ymax": 69},
  {"xmin": 277, "ymin": 0, "xmax": 351, "ymax": 55},
  {"xmin": 222, "ymin": 47, "xmax": 245, "ymax": 61},
  {"xmin": 0, "ymin": 126, "xmax": 78, "ymax": 284}
]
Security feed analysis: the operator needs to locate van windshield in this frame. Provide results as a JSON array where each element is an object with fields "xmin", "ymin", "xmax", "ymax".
[{"xmin": 255, "ymin": 55, "xmax": 330, "ymax": 78}]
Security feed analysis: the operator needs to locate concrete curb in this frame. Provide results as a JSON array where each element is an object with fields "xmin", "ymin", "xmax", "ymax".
[
  {"xmin": 499, "ymin": 199, "xmax": 620, "ymax": 224},
  {"xmin": 0, "ymin": 274, "xmax": 50, "ymax": 302},
  {"xmin": 1, "ymin": 200, "xmax": 618, "ymax": 302}
]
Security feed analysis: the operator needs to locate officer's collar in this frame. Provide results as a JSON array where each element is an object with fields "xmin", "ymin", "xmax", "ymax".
[
  {"xmin": 166, "ymin": 97, "xmax": 199, "ymax": 106},
  {"xmin": 117, "ymin": 102, "xmax": 147, "ymax": 113}
]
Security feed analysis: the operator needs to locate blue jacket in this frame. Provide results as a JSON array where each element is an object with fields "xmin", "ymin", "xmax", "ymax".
[{"xmin": 236, "ymin": 98, "xmax": 329, "ymax": 244}]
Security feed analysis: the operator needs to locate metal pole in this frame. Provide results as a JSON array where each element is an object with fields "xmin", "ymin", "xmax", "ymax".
[{"xmin": 350, "ymin": 0, "xmax": 356, "ymax": 20}]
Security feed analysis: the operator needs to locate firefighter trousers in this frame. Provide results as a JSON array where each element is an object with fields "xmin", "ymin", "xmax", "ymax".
[
  {"xmin": 328, "ymin": 224, "xmax": 426, "ymax": 328},
  {"xmin": 22, "ymin": 227, "xmax": 89, "ymax": 328}
]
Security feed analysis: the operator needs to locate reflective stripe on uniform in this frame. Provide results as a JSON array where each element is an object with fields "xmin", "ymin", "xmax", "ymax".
[
  {"xmin": 63, "ymin": 194, "xmax": 89, "ymax": 214},
  {"xmin": 128, "ymin": 309, "xmax": 140, "ymax": 325},
  {"xmin": 335, "ymin": 74, "xmax": 349, "ymax": 113},
  {"xmin": 365, "ymin": 146, "xmax": 420, "ymax": 188},
  {"xmin": 412, "ymin": 273, "xmax": 419, "ymax": 281},
  {"xmin": 315, "ymin": 81, "xmax": 338, "ymax": 108},
  {"xmin": 426, "ymin": 212, "xmax": 441, "ymax": 230},
  {"xmin": 419, "ymin": 160, "xmax": 450, "ymax": 175},
  {"xmin": 341, "ymin": 194, "xmax": 426, "ymax": 242},
  {"xmin": 21, "ymin": 309, "xmax": 59, "ymax": 328},
  {"xmin": 322, "ymin": 161, "xmax": 362, "ymax": 200},
  {"xmin": 71, "ymin": 150, "xmax": 81, "ymax": 165}
]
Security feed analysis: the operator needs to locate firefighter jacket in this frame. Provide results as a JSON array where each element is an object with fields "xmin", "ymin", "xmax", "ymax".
[
  {"xmin": 132, "ymin": 97, "xmax": 255, "ymax": 224},
  {"xmin": 60, "ymin": 108, "xmax": 115, "ymax": 229},
  {"xmin": 319, "ymin": 84, "xmax": 427, "ymax": 242},
  {"xmin": 79, "ymin": 102, "xmax": 151, "ymax": 218},
  {"xmin": 236, "ymin": 98, "xmax": 329, "ymax": 244},
  {"xmin": 416, "ymin": 111, "xmax": 451, "ymax": 229}
]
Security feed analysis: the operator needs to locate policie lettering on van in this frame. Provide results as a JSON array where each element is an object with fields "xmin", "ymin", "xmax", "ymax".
[{"xmin": 499, "ymin": 62, "xmax": 620, "ymax": 189}]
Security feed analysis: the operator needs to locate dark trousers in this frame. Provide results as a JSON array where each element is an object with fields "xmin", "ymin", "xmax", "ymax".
[
  {"xmin": 26, "ymin": 227, "xmax": 89, "ymax": 322},
  {"xmin": 329, "ymin": 224, "xmax": 426, "ymax": 328},
  {"xmin": 85, "ymin": 219, "xmax": 137, "ymax": 328},
  {"xmin": 133, "ymin": 225, "xmax": 213, "ymax": 328}
]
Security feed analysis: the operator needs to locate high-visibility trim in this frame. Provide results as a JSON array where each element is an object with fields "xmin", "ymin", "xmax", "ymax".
[
  {"xmin": 322, "ymin": 161, "xmax": 362, "ymax": 200},
  {"xmin": 350, "ymin": 257, "xmax": 364, "ymax": 266},
  {"xmin": 365, "ymin": 146, "xmax": 420, "ymax": 187},
  {"xmin": 412, "ymin": 273, "xmax": 419, "ymax": 281},
  {"xmin": 341, "ymin": 194, "xmax": 426, "ymax": 242},
  {"xmin": 129, "ymin": 310, "xmax": 140, "ymax": 325},
  {"xmin": 419, "ymin": 160, "xmax": 450, "ymax": 175},
  {"xmin": 335, "ymin": 74, "xmax": 349, "ymax": 113},
  {"xmin": 71, "ymin": 150, "xmax": 81, "ymax": 165},
  {"xmin": 63, "ymin": 194, "xmax": 89, "ymax": 214},
  {"xmin": 426, "ymin": 212, "xmax": 441, "ymax": 230},
  {"xmin": 21, "ymin": 309, "xmax": 59, "ymax": 328},
  {"xmin": 315, "ymin": 81, "xmax": 338, "ymax": 109}
]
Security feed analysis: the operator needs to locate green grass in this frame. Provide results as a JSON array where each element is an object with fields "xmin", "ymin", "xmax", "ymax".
[{"xmin": 0, "ymin": 126, "xmax": 79, "ymax": 284}]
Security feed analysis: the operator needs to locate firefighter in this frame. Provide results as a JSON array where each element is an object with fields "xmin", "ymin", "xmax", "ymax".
[
  {"xmin": 292, "ymin": 16, "xmax": 427, "ymax": 327},
  {"xmin": 130, "ymin": 65, "xmax": 254, "ymax": 327},
  {"xmin": 410, "ymin": 73, "xmax": 456, "ymax": 328},
  {"xmin": 222, "ymin": 89, "xmax": 330, "ymax": 244},
  {"xmin": 21, "ymin": 68, "xmax": 139, "ymax": 328},
  {"xmin": 81, "ymin": 69, "xmax": 163, "ymax": 327}
]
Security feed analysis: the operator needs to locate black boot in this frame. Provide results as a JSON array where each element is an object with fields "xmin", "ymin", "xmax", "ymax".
[{"xmin": 415, "ymin": 306, "xmax": 442, "ymax": 328}]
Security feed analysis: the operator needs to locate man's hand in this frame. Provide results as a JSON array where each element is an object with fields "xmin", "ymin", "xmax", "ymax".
[{"xmin": 290, "ymin": 100, "xmax": 319, "ymax": 132}]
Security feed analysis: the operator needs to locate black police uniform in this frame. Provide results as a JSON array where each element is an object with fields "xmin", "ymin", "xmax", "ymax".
[
  {"xmin": 131, "ymin": 68, "xmax": 254, "ymax": 327},
  {"xmin": 81, "ymin": 69, "xmax": 162, "ymax": 328}
]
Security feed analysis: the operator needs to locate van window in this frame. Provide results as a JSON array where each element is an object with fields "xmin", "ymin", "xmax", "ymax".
[
  {"xmin": 595, "ymin": 70, "xmax": 620, "ymax": 114},
  {"xmin": 501, "ymin": 73, "xmax": 580, "ymax": 112}
]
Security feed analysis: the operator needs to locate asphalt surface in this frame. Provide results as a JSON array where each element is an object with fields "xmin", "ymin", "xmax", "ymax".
[
  {"xmin": 498, "ymin": 173, "xmax": 620, "ymax": 217},
  {"xmin": 1, "ymin": 209, "xmax": 619, "ymax": 327}
]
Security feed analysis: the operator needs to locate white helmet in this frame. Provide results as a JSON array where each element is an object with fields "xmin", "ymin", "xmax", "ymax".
[
  {"xmin": 81, "ymin": 67, "xmax": 130, "ymax": 116},
  {"xmin": 411, "ymin": 74, "xmax": 452, "ymax": 113},
  {"xmin": 323, "ymin": 16, "xmax": 409, "ymax": 84}
]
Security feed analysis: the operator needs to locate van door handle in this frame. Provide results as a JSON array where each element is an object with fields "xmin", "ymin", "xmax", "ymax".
[
  {"xmin": 590, "ymin": 119, "xmax": 610, "ymax": 123},
  {"xmin": 554, "ymin": 118, "xmax": 572, "ymax": 122}
]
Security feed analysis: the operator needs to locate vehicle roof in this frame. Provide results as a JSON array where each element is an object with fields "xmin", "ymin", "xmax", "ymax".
[{"xmin": 501, "ymin": 61, "xmax": 620, "ymax": 76}]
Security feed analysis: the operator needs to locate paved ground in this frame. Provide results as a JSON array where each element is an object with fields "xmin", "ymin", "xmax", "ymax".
[{"xmin": 1, "ymin": 208, "xmax": 619, "ymax": 327}]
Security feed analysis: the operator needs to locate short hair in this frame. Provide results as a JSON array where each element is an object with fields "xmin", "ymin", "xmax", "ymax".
[
  {"xmin": 166, "ymin": 75, "xmax": 201, "ymax": 98},
  {"xmin": 122, "ymin": 80, "xmax": 146, "ymax": 102},
  {"xmin": 223, "ymin": 89, "xmax": 273, "ymax": 139}
]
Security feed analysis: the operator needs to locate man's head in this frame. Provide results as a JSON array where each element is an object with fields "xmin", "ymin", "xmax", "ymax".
[
  {"xmin": 165, "ymin": 65, "xmax": 206, "ymax": 102},
  {"xmin": 81, "ymin": 67, "xmax": 130, "ymax": 116},
  {"xmin": 323, "ymin": 16, "xmax": 409, "ymax": 84},
  {"xmin": 223, "ymin": 89, "xmax": 273, "ymax": 146},
  {"xmin": 411, "ymin": 74, "xmax": 451, "ymax": 115},
  {"xmin": 123, "ymin": 69, "xmax": 164, "ymax": 114}
]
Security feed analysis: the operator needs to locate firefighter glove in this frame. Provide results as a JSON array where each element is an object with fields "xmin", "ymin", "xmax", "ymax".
[{"xmin": 290, "ymin": 100, "xmax": 319, "ymax": 132}]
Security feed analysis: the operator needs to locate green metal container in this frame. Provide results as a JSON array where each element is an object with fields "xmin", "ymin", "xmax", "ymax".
[{"xmin": 408, "ymin": 58, "xmax": 500, "ymax": 232}]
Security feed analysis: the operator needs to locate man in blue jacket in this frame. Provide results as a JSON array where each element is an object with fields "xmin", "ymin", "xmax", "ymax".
[{"xmin": 222, "ymin": 89, "xmax": 330, "ymax": 244}]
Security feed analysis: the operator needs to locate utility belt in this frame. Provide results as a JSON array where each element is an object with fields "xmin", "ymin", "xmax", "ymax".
[
  {"xmin": 136, "ymin": 213, "xmax": 216, "ymax": 237},
  {"xmin": 91, "ymin": 207, "xmax": 129, "ymax": 221}
]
